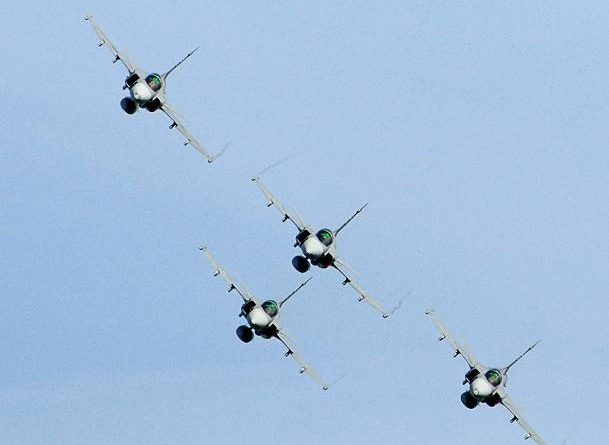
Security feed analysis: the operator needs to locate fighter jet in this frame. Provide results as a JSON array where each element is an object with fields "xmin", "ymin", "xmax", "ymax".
[
  {"xmin": 252, "ymin": 176, "xmax": 399, "ymax": 318},
  {"xmin": 425, "ymin": 308, "xmax": 548, "ymax": 445},
  {"xmin": 200, "ymin": 246, "xmax": 329, "ymax": 390},
  {"xmin": 84, "ymin": 15, "xmax": 225, "ymax": 163}
]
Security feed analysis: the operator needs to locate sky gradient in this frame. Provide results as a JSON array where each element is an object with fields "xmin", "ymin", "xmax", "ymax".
[{"xmin": 2, "ymin": 1, "xmax": 608, "ymax": 444}]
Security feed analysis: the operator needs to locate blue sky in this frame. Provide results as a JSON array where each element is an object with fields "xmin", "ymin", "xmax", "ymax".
[{"xmin": 2, "ymin": 1, "xmax": 608, "ymax": 444}]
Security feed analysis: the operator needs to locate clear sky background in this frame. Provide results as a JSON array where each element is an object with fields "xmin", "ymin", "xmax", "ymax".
[{"xmin": 2, "ymin": 1, "xmax": 608, "ymax": 444}]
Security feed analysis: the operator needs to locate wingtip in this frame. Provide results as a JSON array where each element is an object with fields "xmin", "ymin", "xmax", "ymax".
[{"xmin": 206, "ymin": 144, "xmax": 229, "ymax": 164}]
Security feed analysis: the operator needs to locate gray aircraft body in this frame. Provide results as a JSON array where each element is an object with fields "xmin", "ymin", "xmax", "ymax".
[
  {"xmin": 253, "ymin": 176, "xmax": 398, "ymax": 318},
  {"xmin": 200, "ymin": 246, "xmax": 329, "ymax": 390},
  {"xmin": 85, "ymin": 15, "xmax": 224, "ymax": 162},
  {"xmin": 426, "ymin": 308, "xmax": 549, "ymax": 445}
]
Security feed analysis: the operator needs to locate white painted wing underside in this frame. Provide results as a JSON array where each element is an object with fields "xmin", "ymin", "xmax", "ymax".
[
  {"xmin": 252, "ymin": 178, "xmax": 308, "ymax": 232},
  {"xmin": 160, "ymin": 104, "xmax": 223, "ymax": 163},
  {"xmin": 85, "ymin": 15, "xmax": 140, "ymax": 76},
  {"xmin": 200, "ymin": 246, "xmax": 257, "ymax": 304},
  {"xmin": 499, "ymin": 391, "xmax": 548, "ymax": 445},
  {"xmin": 275, "ymin": 329, "xmax": 329, "ymax": 390},
  {"xmin": 425, "ymin": 308, "xmax": 480, "ymax": 370},
  {"xmin": 333, "ymin": 261, "xmax": 391, "ymax": 318}
]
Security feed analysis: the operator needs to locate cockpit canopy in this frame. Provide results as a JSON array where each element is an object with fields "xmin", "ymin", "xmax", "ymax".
[
  {"xmin": 485, "ymin": 369, "xmax": 503, "ymax": 386},
  {"xmin": 261, "ymin": 300, "xmax": 279, "ymax": 318},
  {"xmin": 145, "ymin": 73, "xmax": 163, "ymax": 92},
  {"xmin": 316, "ymin": 228, "xmax": 334, "ymax": 246}
]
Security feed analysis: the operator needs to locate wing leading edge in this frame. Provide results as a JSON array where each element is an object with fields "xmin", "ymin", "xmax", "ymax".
[
  {"xmin": 84, "ymin": 15, "xmax": 140, "ymax": 75},
  {"xmin": 252, "ymin": 177, "xmax": 308, "ymax": 232},
  {"xmin": 200, "ymin": 246, "xmax": 256, "ymax": 304},
  {"xmin": 161, "ymin": 105, "xmax": 227, "ymax": 163},
  {"xmin": 275, "ymin": 329, "xmax": 329, "ymax": 390},
  {"xmin": 333, "ymin": 260, "xmax": 395, "ymax": 318},
  {"xmin": 499, "ymin": 390, "xmax": 548, "ymax": 445},
  {"xmin": 425, "ymin": 308, "xmax": 479, "ymax": 370}
]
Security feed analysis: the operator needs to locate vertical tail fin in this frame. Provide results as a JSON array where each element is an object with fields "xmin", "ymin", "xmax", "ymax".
[
  {"xmin": 503, "ymin": 339, "xmax": 541, "ymax": 374},
  {"xmin": 335, "ymin": 203, "xmax": 368, "ymax": 237},
  {"xmin": 279, "ymin": 277, "xmax": 312, "ymax": 307},
  {"xmin": 163, "ymin": 46, "xmax": 199, "ymax": 80}
]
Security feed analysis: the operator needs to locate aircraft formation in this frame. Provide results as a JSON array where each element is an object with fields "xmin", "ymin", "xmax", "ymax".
[{"xmin": 85, "ymin": 15, "xmax": 554, "ymax": 445}]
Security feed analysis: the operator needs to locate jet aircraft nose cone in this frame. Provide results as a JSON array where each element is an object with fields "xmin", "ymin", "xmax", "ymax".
[
  {"xmin": 130, "ymin": 82, "xmax": 153, "ymax": 103},
  {"xmin": 247, "ymin": 307, "xmax": 270, "ymax": 328},
  {"xmin": 470, "ymin": 377, "xmax": 494, "ymax": 399},
  {"xmin": 303, "ymin": 237, "xmax": 325, "ymax": 258}
]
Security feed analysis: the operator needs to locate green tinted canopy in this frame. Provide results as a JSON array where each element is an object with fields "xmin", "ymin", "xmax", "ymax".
[
  {"xmin": 261, "ymin": 300, "xmax": 278, "ymax": 317},
  {"xmin": 145, "ymin": 73, "xmax": 163, "ymax": 92},
  {"xmin": 485, "ymin": 369, "xmax": 503, "ymax": 386},
  {"xmin": 316, "ymin": 228, "xmax": 334, "ymax": 246}
]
